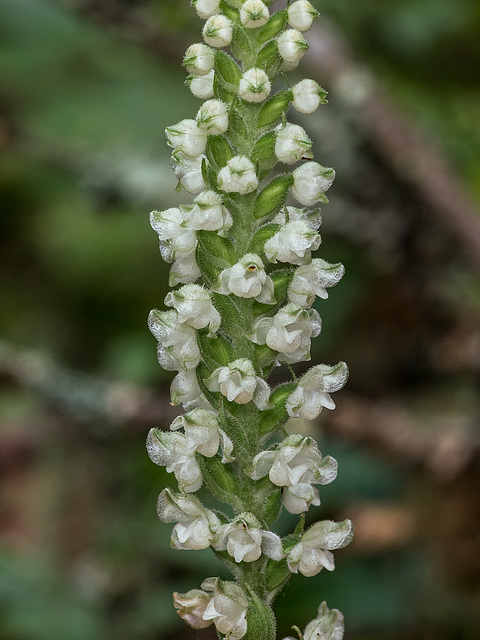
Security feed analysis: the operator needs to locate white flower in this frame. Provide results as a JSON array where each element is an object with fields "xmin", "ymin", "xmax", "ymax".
[
  {"xmin": 217, "ymin": 155, "xmax": 258, "ymax": 194},
  {"xmin": 192, "ymin": 0, "xmax": 221, "ymax": 20},
  {"xmin": 157, "ymin": 487, "xmax": 223, "ymax": 550},
  {"xmin": 183, "ymin": 42, "xmax": 215, "ymax": 75},
  {"xmin": 187, "ymin": 69, "xmax": 215, "ymax": 99},
  {"xmin": 291, "ymin": 78, "xmax": 327, "ymax": 114},
  {"xmin": 275, "ymin": 124, "xmax": 313, "ymax": 164},
  {"xmin": 286, "ymin": 362, "xmax": 349, "ymax": 420},
  {"xmin": 191, "ymin": 189, "xmax": 233, "ymax": 234},
  {"xmin": 273, "ymin": 205, "xmax": 322, "ymax": 230},
  {"xmin": 165, "ymin": 284, "xmax": 221, "ymax": 335},
  {"xmin": 264, "ymin": 220, "xmax": 321, "ymax": 264},
  {"xmin": 169, "ymin": 252, "xmax": 202, "ymax": 286},
  {"xmin": 286, "ymin": 519, "xmax": 354, "ymax": 577},
  {"xmin": 148, "ymin": 309, "xmax": 201, "ymax": 371},
  {"xmin": 240, "ymin": 0, "xmax": 270, "ymax": 28},
  {"xmin": 173, "ymin": 589, "xmax": 212, "ymax": 629},
  {"xmin": 288, "ymin": 259, "xmax": 344, "ymax": 307},
  {"xmin": 216, "ymin": 513, "xmax": 284, "ymax": 562},
  {"xmin": 197, "ymin": 99, "xmax": 229, "ymax": 135},
  {"xmin": 239, "ymin": 68, "xmax": 272, "ymax": 103},
  {"xmin": 283, "ymin": 482, "xmax": 320, "ymax": 514},
  {"xmin": 292, "ymin": 162, "xmax": 335, "ymax": 206},
  {"xmin": 216, "ymin": 253, "xmax": 275, "ymax": 303},
  {"xmin": 206, "ymin": 358, "xmax": 271, "ymax": 409},
  {"xmin": 277, "ymin": 29, "xmax": 309, "ymax": 65},
  {"xmin": 166, "ymin": 119, "xmax": 207, "ymax": 157},
  {"xmin": 250, "ymin": 303, "xmax": 321, "ymax": 364},
  {"xmin": 287, "ymin": 0, "xmax": 319, "ymax": 32},
  {"xmin": 150, "ymin": 206, "xmax": 196, "ymax": 264},
  {"xmin": 171, "ymin": 150, "xmax": 206, "ymax": 194},
  {"xmin": 303, "ymin": 602, "xmax": 345, "ymax": 640},
  {"xmin": 203, "ymin": 14, "xmax": 233, "ymax": 48},
  {"xmin": 170, "ymin": 369, "xmax": 204, "ymax": 406},
  {"xmin": 170, "ymin": 408, "xmax": 234, "ymax": 462},
  {"xmin": 146, "ymin": 429, "xmax": 203, "ymax": 492},
  {"xmin": 201, "ymin": 577, "xmax": 248, "ymax": 639}
]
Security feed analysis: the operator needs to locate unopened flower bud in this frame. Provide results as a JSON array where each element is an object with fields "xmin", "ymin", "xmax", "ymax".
[
  {"xmin": 203, "ymin": 14, "xmax": 233, "ymax": 48},
  {"xmin": 292, "ymin": 162, "xmax": 335, "ymax": 206},
  {"xmin": 192, "ymin": 0, "xmax": 221, "ymax": 20},
  {"xmin": 240, "ymin": 0, "xmax": 270, "ymax": 28},
  {"xmin": 166, "ymin": 119, "xmax": 207, "ymax": 157},
  {"xmin": 217, "ymin": 155, "xmax": 258, "ymax": 194},
  {"xmin": 197, "ymin": 99, "xmax": 229, "ymax": 135},
  {"xmin": 292, "ymin": 78, "xmax": 328, "ymax": 114},
  {"xmin": 277, "ymin": 29, "xmax": 308, "ymax": 65},
  {"xmin": 303, "ymin": 602, "xmax": 345, "ymax": 640},
  {"xmin": 183, "ymin": 43, "xmax": 215, "ymax": 75},
  {"xmin": 275, "ymin": 123, "xmax": 313, "ymax": 164},
  {"xmin": 187, "ymin": 69, "xmax": 215, "ymax": 99},
  {"xmin": 239, "ymin": 68, "xmax": 272, "ymax": 103},
  {"xmin": 287, "ymin": 0, "xmax": 319, "ymax": 32}
]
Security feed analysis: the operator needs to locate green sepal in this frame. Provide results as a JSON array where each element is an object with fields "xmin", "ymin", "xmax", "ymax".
[
  {"xmin": 197, "ymin": 328, "xmax": 235, "ymax": 370},
  {"xmin": 215, "ymin": 50, "xmax": 242, "ymax": 91},
  {"xmin": 196, "ymin": 230, "xmax": 235, "ymax": 284},
  {"xmin": 248, "ymin": 222, "xmax": 281, "ymax": 257},
  {"xmin": 257, "ymin": 10, "xmax": 287, "ymax": 44},
  {"xmin": 255, "ymin": 40, "xmax": 281, "ymax": 77},
  {"xmin": 251, "ymin": 131, "xmax": 277, "ymax": 180},
  {"xmin": 264, "ymin": 558, "xmax": 291, "ymax": 598},
  {"xmin": 244, "ymin": 588, "xmax": 276, "ymax": 640},
  {"xmin": 199, "ymin": 455, "xmax": 244, "ymax": 511},
  {"xmin": 254, "ymin": 174, "xmax": 293, "ymax": 219},
  {"xmin": 258, "ymin": 382, "xmax": 297, "ymax": 436},
  {"xmin": 258, "ymin": 91, "xmax": 293, "ymax": 128},
  {"xmin": 206, "ymin": 135, "xmax": 234, "ymax": 171}
]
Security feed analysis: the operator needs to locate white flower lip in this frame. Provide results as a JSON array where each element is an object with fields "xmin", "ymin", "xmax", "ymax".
[
  {"xmin": 239, "ymin": 68, "xmax": 272, "ymax": 103},
  {"xmin": 202, "ymin": 14, "xmax": 233, "ymax": 48},
  {"xmin": 216, "ymin": 253, "xmax": 275, "ymax": 303}
]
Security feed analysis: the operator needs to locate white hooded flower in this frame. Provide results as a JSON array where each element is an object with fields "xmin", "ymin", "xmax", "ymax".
[
  {"xmin": 286, "ymin": 519, "xmax": 354, "ymax": 577},
  {"xmin": 170, "ymin": 369, "xmax": 205, "ymax": 406},
  {"xmin": 192, "ymin": 0, "xmax": 221, "ymax": 20},
  {"xmin": 291, "ymin": 78, "xmax": 327, "ymax": 114},
  {"xmin": 216, "ymin": 513, "xmax": 284, "ymax": 563},
  {"xmin": 170, "ymin": 408, "xmax": 234, "ymax": 462},
  {"xmin": 273, "ymin": 205, "xmax": 322, "ymax": 230},
  {"xmin": 286, "ymin": 362, "xmax": 349, "ymax": 420},
  {"xmin": 146, "ymin": 429, "xmax": 203, "ymax": 492},
  {"xmin": 183, "ymin": 43, "xmax": 215, "ymax": 75},
  {"xmin": 292, "ymin": 162, "xmax": 335, "ymax": 206},
  {"xmin": 216, "ymin": 253, "xmax": 275, "ymax": 303},
  {"xmin": 275, "ymin": 124, "xmax": 313, "ymax": 164},
  {"xmin": 187, "ymin": 69, "xmax": 215, "ymax": 99},
  {"xmin": 190, "ymin": 190, "xmax": 233, "ymax": 234},
  {"xmin": 197, "ymin": 99, "xmax": 229, "ymax": 135},
  {"xmin": 239, "ymin": 68, "xmax": 272, "ymax": 103},
  {"xmin": 169, "ymin": 252, "xmax": 202, "ymax": 287},
  {"xmin": 283, "ymin": 482, "xmax": 320, "ymax": 515},
  {"xmin": 206, "ymin": 358, "xmax": 271, "ymax": 409},
  {"xmin": 240, "ymin": 0, "xmax": 269, "ymax": 28},
  {"xmin": 217, "ymin": 156, "xmax": 258, "ymax": 194},
  {"xmin": 171, "ymin": 149, "xmax": 206, "ymax": 194},
  {"xmin": 166, "ymin": 119, "xmax": 208, "ymax": 157},
  {"xmin": 264, "ymin": 220, "xmax": 321, "ymax": 264},
  {"xmin": 173, "ymin": 589, "xmax": 212, "ymax": 629},
  {"xmin": 250, "ymin": 303, "xmax": 321, "ymax": 364},
  {"xmin": 157, "ymin": 488, "xmax": 223, "ymax": 550},
  {"xmin": 277, "ymin": 29, "xmax": 309, "ymax": 65},
  {"xmin": 201, "ymin": 577, "xmax": 248, "ymax": 639},
  {"xmin": 303, "ymin": 602, "xmax": 345, "ymax": 640},
  {"xmin": 165, "ymin": 284, "xmax": 221, "ymax": 335},
  {"xmin": 203, "ymin": 14, "xmax": 233, "ymax": 48},
  {"xmin": 150, "ymin": 206, "xmax": 197, "ymax": 263},
  {"xmin": 287, "ymin": 0, "xmax": 319, "ymax": 31},
  {"xmin": 148, "ymin": 309, "xmax": 201, "ymax": 371},
  {"xmin": 288, "ymin": 259, "xmax": 344, "ymax": 307}
]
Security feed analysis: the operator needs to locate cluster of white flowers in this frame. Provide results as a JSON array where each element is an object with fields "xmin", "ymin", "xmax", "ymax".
[{"xmin": 148, "ymin": 1, "xmax": 352, "ymax": 639}]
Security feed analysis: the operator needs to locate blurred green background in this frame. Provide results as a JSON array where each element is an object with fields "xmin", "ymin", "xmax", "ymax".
[{"xmin": 1, "ymin": 0, "xmax": 480, "ymax": 638}]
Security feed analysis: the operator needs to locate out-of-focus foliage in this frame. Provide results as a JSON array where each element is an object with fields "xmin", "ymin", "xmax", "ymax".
[{"xmin": 1, "ymin": 0, "xmax": 479, "ymax": 639}]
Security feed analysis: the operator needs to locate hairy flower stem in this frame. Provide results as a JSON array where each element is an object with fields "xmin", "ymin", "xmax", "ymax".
[{"xmin": 147, "ymin": 1, "xmax": 353, "ymax": 639}]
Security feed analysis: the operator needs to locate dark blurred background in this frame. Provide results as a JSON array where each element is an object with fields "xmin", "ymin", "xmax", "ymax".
[{"xmin": 1, "ymin": 0, "xmax": 480, "ymax": 638}]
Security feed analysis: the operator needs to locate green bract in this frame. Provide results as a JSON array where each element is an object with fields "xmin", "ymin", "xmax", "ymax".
[{"xmin": 148, "ymin": 2, "xmax": 350, "ymax": 638}]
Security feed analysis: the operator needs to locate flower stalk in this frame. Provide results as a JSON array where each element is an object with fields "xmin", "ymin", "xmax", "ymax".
[{"xmin": 147, "ymin": 1, "xmax": 352, "ymax": 638}]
